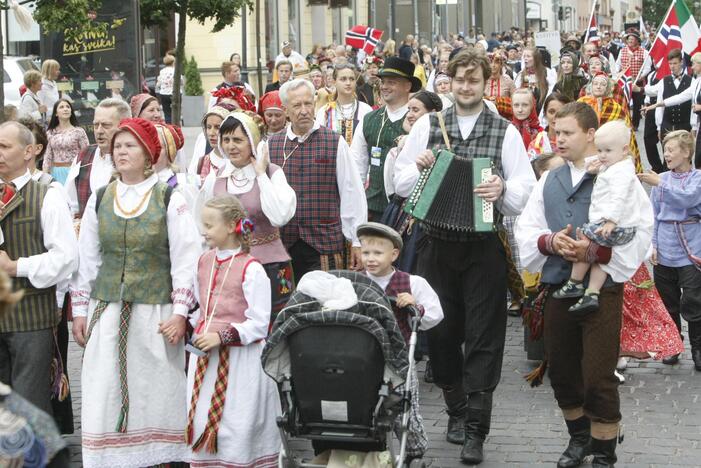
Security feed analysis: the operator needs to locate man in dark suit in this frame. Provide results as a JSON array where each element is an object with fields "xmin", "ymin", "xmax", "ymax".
[{"xmin": 265, "ymin": 60, "xmax": 293, "ymax": 93}]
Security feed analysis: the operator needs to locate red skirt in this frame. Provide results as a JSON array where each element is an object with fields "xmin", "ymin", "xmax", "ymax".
[{"xmin": 620, "ymin": 264, "xmax": 684, "ymax": 359}]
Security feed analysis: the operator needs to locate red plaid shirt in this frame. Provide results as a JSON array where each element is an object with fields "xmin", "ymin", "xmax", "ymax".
[{"xmin": 619, "ymin": 46, "xmax": 647, "ymax": 84}]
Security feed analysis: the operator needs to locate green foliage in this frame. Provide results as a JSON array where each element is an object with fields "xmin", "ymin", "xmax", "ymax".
[
  {"xmin": 140, "ymin": 0, "xmax": 252, "ymax": 32},
  {"xmin": 33, "ymin": 0, "xmax": 106, "ymax": 41},
  {"xmin": 184, "ymin": 56, "xmax": 204, "ymax": 96}
]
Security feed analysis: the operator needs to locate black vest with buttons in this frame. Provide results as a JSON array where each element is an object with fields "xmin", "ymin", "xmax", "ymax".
[{"xmin": 662, "ymin": 74, "xmax": 692, "ymax": 132}]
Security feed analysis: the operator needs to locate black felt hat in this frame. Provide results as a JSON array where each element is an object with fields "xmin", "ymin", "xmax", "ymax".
[{"xmin": 378, "ymin": 57, "xmax": 422, "ymax": 92}]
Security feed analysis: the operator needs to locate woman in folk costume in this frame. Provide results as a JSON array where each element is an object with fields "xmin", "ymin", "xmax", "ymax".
[
  {"xmin": 552, "ymin": 50, "xmax": 588, "ymax": 102},
  {"xmin": 315, "ymin": 63, "xmax": 373, "ymax": 145},
  {"xmin": 579, "ymin": 56, "xmax": 629, "ymax": 113},
  {"xmin": 578, "ymin": 72, "xmax": 643, "ymax": 172},
  {"xmin": 259, "ymin": 91, "xmax": 288, "ymax": 140},
  {"xmin": 187, "ymin": 194, "xmax": 280, "ymax": 467},
  {"xmin": 154, "ymin": 123, "xmax": 200, "ymax": 209},
  {"xmin": 199, "ymin": 112, "xmax": 296, "ymax": 325},
  {"xmin": 70, "ymin": 118, "xmax": 201, "ymax": 468},
  {"xmin": 527, "ymin": 92, "xmax": 572, "ymax": 161},
  {"xmin": 484, "ymin": 53, "xmax": 516, "ymax": 120},
  {"xmin": 188, "ymin": 105, "xmax": 235, "ymax": 182},
  {"xmin": 514, "ymin": 46, "xmax": 557, "ymax": 113}
]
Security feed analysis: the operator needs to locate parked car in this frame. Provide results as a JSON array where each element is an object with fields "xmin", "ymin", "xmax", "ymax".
[{"xmin": 3, "ymin": 56, "xmax": 40, "ymax": 107}]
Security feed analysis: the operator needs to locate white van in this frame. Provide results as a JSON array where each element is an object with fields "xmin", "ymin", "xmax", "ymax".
[{"xmin": 3, "ymin": 57, "xmax": 40, "ymax": 108}]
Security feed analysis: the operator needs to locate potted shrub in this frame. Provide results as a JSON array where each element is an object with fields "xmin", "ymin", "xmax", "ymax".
[{"xmin": 182, "ymin": 56, "xmax": 205, "ymax": 126}]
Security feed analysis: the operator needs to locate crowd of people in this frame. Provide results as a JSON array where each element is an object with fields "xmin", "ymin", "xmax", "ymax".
[{"xmin": 0, "ymin": 22, "xmax": 700, "ymax": 468}]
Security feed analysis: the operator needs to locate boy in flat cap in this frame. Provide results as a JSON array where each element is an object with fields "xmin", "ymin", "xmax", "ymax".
[{"xmin": 356, "ymin": 222, "xmax": 444, "ymax": 461}]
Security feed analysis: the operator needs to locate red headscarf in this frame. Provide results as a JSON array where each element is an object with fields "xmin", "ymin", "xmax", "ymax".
[
  {"xmin": 511, "ymin": 93, "xmax": 543, "ymax": 149},
  {"xmin": 112, "ymin": 118, "xmax": 162, "ymax": 165},
  {"xmin": 211, "ymin": 86, "xmax": 256, "ymax": 112}
]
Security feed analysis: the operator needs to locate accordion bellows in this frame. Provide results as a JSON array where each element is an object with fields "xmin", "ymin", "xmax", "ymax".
[{"xmin": 404, "ymin": 150, "xmax": 494, "ymax": 233}]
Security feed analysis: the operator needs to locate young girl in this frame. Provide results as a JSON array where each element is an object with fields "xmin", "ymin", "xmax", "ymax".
[
  {"xmin": 43, "ymin": 99, "xmax": 89, "ymax": 184},
  {"xmin": 187, "ymin": 195, "xmax": 281, "ymax": 467},
  {"xmin": 511, "ymin": 88, "xmax": 544, "ymax": 149},
  {"xmin": 554, "ymin": 120, "xmax": 650, "ymax": 314},
  {"xmin": 527, "ymin": 92, "xmax": 572, "ymax": 160},
  {"xmin": 639, "ymin": 130, "xmax": 701, "ymax": 371}
]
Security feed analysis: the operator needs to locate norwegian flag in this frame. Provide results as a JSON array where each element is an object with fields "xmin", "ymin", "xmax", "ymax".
[
  {"xmin": 585, "ymin": 10, "xmax": 601, "ymax": 45},
  {"xmin": 617, "ymin": 71, "xmax": 633, "ymax": 107},
  {"xmin": 649, "ymin": 10, "xmax": 683, "ymax": 78},
  {"xmin": 345, "ymin": 25, "xmax": 384, "ymax": 55}
]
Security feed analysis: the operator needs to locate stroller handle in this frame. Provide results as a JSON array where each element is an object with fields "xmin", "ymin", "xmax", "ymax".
[{"xmin": 387, "ymin": 296, "xmax": 422, "ymax": 332}]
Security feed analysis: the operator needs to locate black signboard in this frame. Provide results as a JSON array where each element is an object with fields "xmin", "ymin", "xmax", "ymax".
[{"xmin": 40, "ymin": 0, "xmax": 142, "ymax": 142}]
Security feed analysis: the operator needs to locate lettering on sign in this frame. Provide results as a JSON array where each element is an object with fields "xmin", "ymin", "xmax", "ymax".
[{"xmin": 62, "ymin": 18, "xmax": 126, "ymax": 56}]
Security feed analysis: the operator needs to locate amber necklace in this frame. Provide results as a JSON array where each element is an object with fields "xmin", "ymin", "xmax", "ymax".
[{"xmin": 113, "ymin": 183, "xmax": 154, "ymax": 217}]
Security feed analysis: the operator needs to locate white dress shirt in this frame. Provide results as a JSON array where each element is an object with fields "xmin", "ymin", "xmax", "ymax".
[
  {"xmin": 64, "ymin": 146, "xmax": 113, "ymax": 216},
  {"xmin": 70, "ymin": 174, "xmax": 201, "ymax": 318},
  {"xmin": 286, "ymin": 123, "xmax": 368, "ymax": 246},
  {"xmin": 366, "ymin": 270, "xmax": 444, "ymax": 331},
  {"xmin": 658, "ymin": 75, "xmax": 701, "ymax": 130},
  {"xmin": 349, "ymin": 104, "xmax": 409, "ymax": 182},
  {"xmin": 515, "ymin": 161, "xmax": 653, "ymax": 283},
  {"xmin": 655, "ymin": 74, "xmax": 691, "ymax": 130},
  {"xmin": 191, "ymin": 247, "xmax": 271, "ymax": 344},
  {"xmin": 392, "ymin": 110, "xmax": 537, "ymax": 216},
  {"xmin": 197, "ymin": 160, "xmax": 296, "ymax": 228},
  {"xmin": 2, "ymin": 170, "xmax": 78, "ymax": 306},
  {"xmin": 157, "ymin": 168, "xmax": 200, "ymax": 211}
]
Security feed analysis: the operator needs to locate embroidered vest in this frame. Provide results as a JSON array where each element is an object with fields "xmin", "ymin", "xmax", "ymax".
[
  {"xmin": 662, "ymin": 75, "xmax": 693, "ymax": 131},
  {"xmin": 196, "ymin": 251, "xmax": 257, "ymax": 334},
  {"xmin": 383, "ymin": 270, "xmax": 413, "ymax": 342},
  {"xmin": 268, "ymin": 127, "xmax": 345, "ymax": 255},
  {"xmin": 213, "ymin": 164, "xmax": 290, "ymax": 264},
  {"xmin": 424, "ymin": 106, "xmax": 507, "ymax": 241},
  {"xmin": 75, "ymin": 145, "xmax": 98, "ymax": 218},
  {"xmin": 92, "ymin": 181, "xmax": 173, "ymax": 304},
  {"xmin": 541, "ymin": 165, "xmax": 612, "ymax": 287},
  {"xmin": 362, "ymin": 107, "xmax": 406, "ymax": 214},
  {"xmin": 0, "ymin": 181, "xmax": 57, "ymax": 332}
]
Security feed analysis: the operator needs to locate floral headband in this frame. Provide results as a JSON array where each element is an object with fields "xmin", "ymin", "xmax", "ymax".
[{"xmin": 211, "ymin": 86, "xmax": 256, "ymax": 113}]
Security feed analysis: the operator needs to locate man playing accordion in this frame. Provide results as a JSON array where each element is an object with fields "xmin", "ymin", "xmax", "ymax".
[{"xmin": 393, "ymin": 49, "xmax": 536, "ymax": 465}]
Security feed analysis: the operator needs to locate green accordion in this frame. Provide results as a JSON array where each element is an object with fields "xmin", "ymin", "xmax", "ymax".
[{"xmin": 404, "ymin": 149, "xmax": 494, "ymax": 233}]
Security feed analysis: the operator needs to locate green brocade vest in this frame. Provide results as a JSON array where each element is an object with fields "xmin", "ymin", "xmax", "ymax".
[
  {"xmin": 92, "ymin": 181, "xmax": 172, "ymax": 304},
  {"xmin": 362, "ymin": 107, "xmax": 406, "ymax": 214},
  {"xmin": 0, "ymin": 181, "xmax": 57, "ymax": 332}
]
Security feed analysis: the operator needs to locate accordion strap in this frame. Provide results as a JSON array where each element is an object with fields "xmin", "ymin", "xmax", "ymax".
[{"xmin": 436, "ymin": 112, "xmax": 451, "ymax": 150}]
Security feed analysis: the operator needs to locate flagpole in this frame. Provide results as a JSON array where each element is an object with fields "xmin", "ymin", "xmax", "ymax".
[
  {"xmin": 584, "ymin": 0, "xmax": 597, "ymax": 44},
  {"xmin": 634, "ymin": 0, "xmax": 676, "ymax": 85}
]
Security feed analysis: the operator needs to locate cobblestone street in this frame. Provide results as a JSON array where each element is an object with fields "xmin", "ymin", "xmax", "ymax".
[{"xmin": 65, "ymin": 313, "xmax": 701, "ymax": 467}]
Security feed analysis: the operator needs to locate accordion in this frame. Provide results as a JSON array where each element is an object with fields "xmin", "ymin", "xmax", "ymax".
[{"xmin": 404, "ymin": 150, "xmax": 494, "ymax": 233}]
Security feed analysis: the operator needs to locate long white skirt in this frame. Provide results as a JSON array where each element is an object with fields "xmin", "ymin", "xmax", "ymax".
[
  {"xmin": 186, "ymin": 341, "xmax": 281, "ymax": 468},
  {"xmin": 81, "ymin": 299, "xmax": 188, "ymax": 468}
]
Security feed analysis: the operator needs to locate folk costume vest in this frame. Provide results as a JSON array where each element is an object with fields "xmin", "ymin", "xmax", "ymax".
[
  {"xmin": 424, "ymin": 106, "xmax": 507, "ymax": 242},
  {"xmin": 75, "ymin": 144, "xmax": 98, "ymax": 218},
  {"xmin": 362, "ymin": 107, "xmax": 406, "ymax": 214},
  {"xmin": 383, "ymin": 270, "xmax": 414, "ymax": 342},
  {"xmin": 541, "ymin": 164, "xmax": 610, "ymax": 287},
  {"xmin": 92, "ymin": 181, "xmax": 173, "ymax": 304},
  {"xmin": 0, "ymin": 181, "xmax": 57, "ymax": 332},
  {"xmin": 213, "ymin": 164, "xmax": 290, "ymax": 265},
  {"xmin": 268, "ymin": 127, "xmax": 345, "ymax": 255},
  {"xmin": 662, "ymin": 74, "xmax": 693, "ymax": 132},
  {"xmin": 196, "ymin": 250, "xmax": 256, "ymax": 334}
]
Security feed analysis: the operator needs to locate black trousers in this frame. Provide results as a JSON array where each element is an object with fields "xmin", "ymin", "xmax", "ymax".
[
  {"xmin": 158, "ymin": 93, "xmax": 173, "ymax": 124},
  {"xmin": 52, "ymin": 293, "xmax": 74, "ymax": 434},
  {"xmin": 631, "ymin": 91, "xmax": 645, "ymax": 130},
  {"xmin": 544, "ymin": 284, "xmax": 624, "ymax": 424},
  {"xmin": 654, "ymin": 264, "xmax": 701, "ymax": 333},
  {"xmin": 0, "ymin": 328, "xmax": 54, "ymax": 414},
  {"xmin": 288, "ymin": 239, "xmax": 344, "ymax": 282},
  {"xmin": 644, "ymin": 110, "xmax": 664, "ymax": 173},
  {"xmin": 420, "ymin": 235, "xmax": 507, "ymax": 393}
]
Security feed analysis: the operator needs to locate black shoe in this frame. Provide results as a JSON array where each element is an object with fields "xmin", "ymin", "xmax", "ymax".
[
  {"xmin": 557, "ymin": 416, "xmax": 591, "ymax": 468},
  {"xmin": 568, "ymin": 294, "xmax": 599, "ymax": 315},
  {"xmin": 692, "ymin": 348, "xmax": 701, "ymax": 371},
  {"xmin": 553, "ymin": 281, "xmax": 585, "ymax": 300},
  {"xmin": 460, "ymin": 392, "xmax": 492, "ymax": 464},
  {"xmin": 424, "ymin": 360, "xmax": 434, "ymax": 384},
  {"xmin": 446, "ymin": 413, "xmax": 465, "ymax": 444},
  {"xmin": 507, "ymin": 302, "xmax": 522, "ymax": 317},
  {"xmin": 590, "ymin": 437, "xmax": 617, "ymax": 467},
  {"xmin": 460, "ymin": 438, "xmax": 484, "ymax": 464},
  {"xmin": 662, "ymin": 353, "xmax": 680, "ymax": 365}
]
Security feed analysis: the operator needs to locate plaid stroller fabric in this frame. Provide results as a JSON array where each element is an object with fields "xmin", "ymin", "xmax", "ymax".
[{"xmin": 261, "ymin": 271, "xmax": 409, "ymax": 388}]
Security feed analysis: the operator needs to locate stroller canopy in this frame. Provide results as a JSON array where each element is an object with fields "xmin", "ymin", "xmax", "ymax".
[{"xmin": 261, "ymin": 271, "xmax": 409, "ymax": 387}]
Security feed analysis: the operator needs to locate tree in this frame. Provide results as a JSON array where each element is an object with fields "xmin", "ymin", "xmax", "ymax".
[
  {"xmin": 140, "ymin": 0, "xmax": 252, "ymax": 124},
  {"xmin": 184, "ymin": 56, "xmax": 204, "ymax": 96}
]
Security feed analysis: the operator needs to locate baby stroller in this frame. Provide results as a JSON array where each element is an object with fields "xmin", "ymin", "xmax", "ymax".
[{"xmin": 261, "ymin": 271, "xmax": 425, "ymax": 468}]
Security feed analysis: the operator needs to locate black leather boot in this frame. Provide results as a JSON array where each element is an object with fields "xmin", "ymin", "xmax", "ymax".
[
  {"xmin": 590, "ymin": 437, "xmax": 617, "ymax": 467},
  {"xmin": 443, "ymin": 385, "xmax": 467, "ymax": 445},
  {"xmin": 557, "ymin": 416, "xmax": 591, "ymax": 468},
  {"xmin": 460, "ymin": 392, "xmax": 492, "ymax": 465},
  {"xmin": 688, "ymin": 321, "xmax": 701, "ymax": 371}
]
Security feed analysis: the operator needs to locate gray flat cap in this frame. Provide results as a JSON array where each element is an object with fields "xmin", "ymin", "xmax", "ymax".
[{"xmin": 357, "ymin": 222, "xmax": 403, "ymax": 250}]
